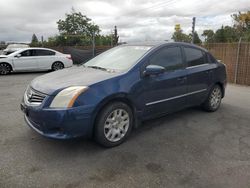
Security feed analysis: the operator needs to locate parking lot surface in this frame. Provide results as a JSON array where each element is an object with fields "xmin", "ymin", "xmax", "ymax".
[{"xmin": 1, "ymin": 72, "xmax": 250, "ymax": 188}]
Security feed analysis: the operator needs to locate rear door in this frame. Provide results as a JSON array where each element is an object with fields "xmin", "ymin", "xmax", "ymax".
[
  {"xmin": 34, "ymin": 49, "xmax": 56, "ymax": 70},
  {"xmin": 13, "ymin": 49, "xmax": 38, "ymax": 70},
  {"xmin": 141, "ymin": 45, "xmax": 188, "ymax": 119},
  {"xmin": 183, "ymin": 46, "xmax": 214, "ymax": 106}
]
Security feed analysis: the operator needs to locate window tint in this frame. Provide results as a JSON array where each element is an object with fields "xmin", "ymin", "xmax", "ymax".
[
  {"xmin": 20, "ymin": 50, "xmax": 34, "ymax": 57},
  {"xmin": 208, "ymin": 53, "xmax": 217, "ymax": 63},
  {"xmin": 149, "ymin": 46, "xmax": 183, "ymax": 71},
  {"xmin": 35, "ymin": 50, "xmax": 55, "ymax": 56},
  {"xmin": 184, "ymin": 47, "xmax": 205, "ymax": 67}
]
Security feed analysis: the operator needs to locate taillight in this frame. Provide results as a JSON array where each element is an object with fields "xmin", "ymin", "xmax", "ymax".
[{"xmin": 66, "ymin": 55, "xmax": 72, "ymax": 60}]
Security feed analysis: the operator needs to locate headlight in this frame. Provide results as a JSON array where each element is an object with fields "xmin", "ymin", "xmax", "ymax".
[{"xmin": 50, "ymin": 86, "xmax": 88, "ymax": 108}]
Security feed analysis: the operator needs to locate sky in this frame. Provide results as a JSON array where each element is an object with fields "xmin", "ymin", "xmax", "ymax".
[{"xmin": 0, "ymin": 0, "xmax": 249, "ymax": 43}]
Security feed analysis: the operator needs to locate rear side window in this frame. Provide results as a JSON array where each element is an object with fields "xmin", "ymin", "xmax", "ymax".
[
  {"xmin": 208, "ymin": 53, "xmax": 217, "ymax": 63},
  {"xmin": 35, "ymin": 50, "xmax": 55, "ymax": 56},
  {"xmin": 149, "ymin": 46, "xmax": 184, "ymax": 71},
  {"xmin": 184, "ymin": 47, "xmax": 206, "ymax": 67}
]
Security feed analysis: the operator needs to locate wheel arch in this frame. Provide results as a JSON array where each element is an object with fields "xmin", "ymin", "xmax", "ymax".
[
  {"xmin": 0, "ymin": 62, "xmax": 13, "ymax": 71},
  {"xmin": 214, "ymin": 82, "xmax": 225, "ymax": 98},
  {"xmin": 91, "ymin": 93, "xmax": 138, "ymax": 137},
  {"xmin": 51, "ymin": 61, "xmax": 64, "ymax": 69}
]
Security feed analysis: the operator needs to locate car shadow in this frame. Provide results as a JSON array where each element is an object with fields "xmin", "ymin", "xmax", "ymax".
[
  {"xmin": 26, "ymin": 106, "xmax": 206, "ymax": 154},
  {"xmin": 11, "ymin": 71, "xmax": 50, "ymax": 75},
  {"xmin": 131, "ymin": 106, "xmax": 204, "ymax": 137}
]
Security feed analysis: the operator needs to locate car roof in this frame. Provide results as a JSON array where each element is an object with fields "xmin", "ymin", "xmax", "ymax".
[
  {"xmin": 20, "ymin": 47, "xmax": 56, "ymax": 51},
  {"xmin": 7, "ymin": 47, "xmax": 60, "ymax": 56},
  {"xmin": 123, "ymin": 41, "xmax": 208, "ymax": 52}
]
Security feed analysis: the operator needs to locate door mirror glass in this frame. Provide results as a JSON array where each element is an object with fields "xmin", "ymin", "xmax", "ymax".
[{"xmin": 143, "ymin": 65, "xmax": 165, "ymax": 76}]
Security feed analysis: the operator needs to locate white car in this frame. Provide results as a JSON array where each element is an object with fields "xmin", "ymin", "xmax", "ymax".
[
  {"xmin": 3, "ymin": 44, "xmax": 30, "ymax": 55},
  {"xmin": 0, "ymin": 48, "xmax": 73, "ymax": 75}
]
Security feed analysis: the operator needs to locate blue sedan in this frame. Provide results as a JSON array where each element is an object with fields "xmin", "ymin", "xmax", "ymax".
[{"xmin": 21, "ymin": 42, "xmax": 227, "ymax": 147}]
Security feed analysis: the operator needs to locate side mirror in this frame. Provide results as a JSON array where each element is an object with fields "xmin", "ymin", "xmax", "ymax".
[
  {"xmin": 143, "ymin": 65, "xmax": 165, "ymax": 76},
  {"xmin": 15, "ymin": 54, "xmax": 21, "ymax": 58}
]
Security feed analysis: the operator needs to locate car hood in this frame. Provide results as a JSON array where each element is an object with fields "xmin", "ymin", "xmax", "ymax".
[{"xmin": 30, "ymin": 67, "xmax": 121, "ymax": 95}]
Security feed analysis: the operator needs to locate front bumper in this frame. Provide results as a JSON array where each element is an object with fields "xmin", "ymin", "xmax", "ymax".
[{"xmin": 21, "ymin": 102, "xmax": 95, "ymax": 139}]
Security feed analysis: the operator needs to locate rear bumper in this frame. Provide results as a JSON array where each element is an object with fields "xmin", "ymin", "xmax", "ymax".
[{"xmin": 21, "ymin": 102, "xmax": 94, "ymax": 139}]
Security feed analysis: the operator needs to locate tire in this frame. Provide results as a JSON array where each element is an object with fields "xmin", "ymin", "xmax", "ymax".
[
  {"xmin": 202, "ymin": 85, "xmax": 222, "ymax": 112},
  {"xmin": 0, "ymin": 63, "xmax": 11, "ymax": 75},
  {"xmin": 52, "ymin": 62, "xmax": 64, "ymax": 71},
  {"xmin": 94, "ymin": 102, "xmax": 133, "ymax": 147}
]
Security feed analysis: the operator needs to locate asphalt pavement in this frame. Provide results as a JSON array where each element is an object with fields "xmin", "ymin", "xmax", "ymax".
[{"xmin": 0, "ymin": 72, "xmax": 250, "ymax": 188}]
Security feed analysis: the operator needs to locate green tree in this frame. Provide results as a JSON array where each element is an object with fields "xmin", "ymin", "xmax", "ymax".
[
  {"xmin": 31, "ymin": 34, "xmax": 38, "ymax": 44},
  {"xmin": 232, "ymin": 11, "xmax": 250, "ymax": 41},
  {"xmin": 214, "ymin": 26, "xmax": 227, "ymax": 42},
  {"xmin": 172, "ymin": 30, "xmax": 191, "ymax": 43},
  {"xmin": 213, "ymin": 26, "xmax": 239, "ymax": 42},
  {"xmin": 202, "ymin": 30, "xmax": 215, "ymax": 43},
  {"xmin": 96, "ymin": 35, "xmax": 112, "ymax": 46},
  {"xmin": 232, "ymin": 11, "xmax": 250, "ymax": 31},
  {"xmin": 192, "ymin": 31, "xmax": 202, "ymax": 44},
  {"xmin": 199, "ymin": 10, "xmax": 250, "ymax": 43},
  {"xmin": 57, "ymin": 8, "xmax": 100, "ymax": 37}
]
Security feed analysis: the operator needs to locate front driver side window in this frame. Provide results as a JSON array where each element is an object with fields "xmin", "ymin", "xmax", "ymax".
[
  {"xmin": 20, "ymin": 50, "xmax": 34, "ymax": 57},
  {"xmin": 149, "ymin": 46, "xmax": 183, "ymax": 71}
]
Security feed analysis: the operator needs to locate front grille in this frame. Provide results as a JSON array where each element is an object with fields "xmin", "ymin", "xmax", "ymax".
[{"xmin": 25, "ymin": 87, "xmax": 47, "ymax": 105}]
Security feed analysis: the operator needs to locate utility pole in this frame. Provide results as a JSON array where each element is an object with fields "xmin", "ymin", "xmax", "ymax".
[
  {"xmin": 113, "ymin": 26, "xmax": 119, "ymax": 46},
  {"xmin": 41, "ymin": 36, "xmax": 44, "ymax": 47},
  {"xmin": 192, "ymin": 17, "xmax": 196, "ymax": 44},
  {"xmin": 110, "ymin": 29, "xmax": 113, "ymax": 47},
  {"xmin": 92, "ymin": 32, "xmax": 95, "ymax": 57}
]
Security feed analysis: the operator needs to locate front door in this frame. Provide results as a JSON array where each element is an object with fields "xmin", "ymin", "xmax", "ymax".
[
  {"xmin": 141, "ymin": 46, "xmax": 188, "ymax": 119},
  {"xmin": 13, "ymin": 49, "xmax": 38, "ymax": 71}
]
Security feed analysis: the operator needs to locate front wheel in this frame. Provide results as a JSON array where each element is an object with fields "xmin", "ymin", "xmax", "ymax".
[
  {"xmin": 202, "ymin": 85, "xmax": 222, "ymax": 112},
  {"xmin": 94, "ymin": 102, "xmax": 133, "ymax": 147},
  {"xmin": 0, "ymin": 63, "xmax": 11, "ymax": 75}
]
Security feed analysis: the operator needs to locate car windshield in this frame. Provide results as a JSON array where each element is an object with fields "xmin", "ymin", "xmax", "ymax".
[{"xmin": 84, "ymin": 45, "xmax": 152, "ymax": 71}]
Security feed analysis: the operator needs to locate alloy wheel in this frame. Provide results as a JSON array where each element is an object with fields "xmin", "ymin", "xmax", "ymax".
[
  {"xmin": 0, "ymin": 64, "xmax": 10, "ymax": 75},
  {"xmin": 104, "ymin": 109, "xmax": 130, "ymax": 142},
  {"xmin": 52, "ymin": 62, "xmax": 64, "ymax": 71},
  {"xmin": 210, "ymin": 86, "xmax": 222, "ymax": 109}
]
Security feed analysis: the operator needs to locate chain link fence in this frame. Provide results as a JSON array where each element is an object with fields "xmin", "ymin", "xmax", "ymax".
[
  {"xmin": 50, "ymin": 46, "xmax": 111, "ymax": 64},
  {"xmin": 50, "ymin": 43, "xmax": 250, "ymax": 86}
]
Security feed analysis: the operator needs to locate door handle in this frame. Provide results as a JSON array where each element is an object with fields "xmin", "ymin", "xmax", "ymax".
[
  {"xmin": 177, "ymin": 77, "xmax": 187, "ymax": 81},
  {"xmin": 206, "ymin": 70, "xmax": 213, "ymax": 74},
  {"xmin": 177, "ymin": 76, "xmax": 187, "ymax": 84}
]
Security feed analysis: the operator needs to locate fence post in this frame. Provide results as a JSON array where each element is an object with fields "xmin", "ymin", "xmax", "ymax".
[{"xmin": 234, "ymin": 37, "xmax": 242, "ymax": 84}]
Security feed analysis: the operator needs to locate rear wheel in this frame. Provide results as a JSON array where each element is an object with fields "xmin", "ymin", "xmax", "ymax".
[
  {"xmin": 95, "ymin": 102, "xmax": 133, "ymax": 147},
  {"xmin": 0, "ymin": 63, "xmax": 11, "ymax": 75},
  {"xmin": 52, "ymin": 62, "xmax": 64, "ymax": 71},
  {"xmin": 202, "ymin": 85, "xmax": 222, "ymax": 112}
]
